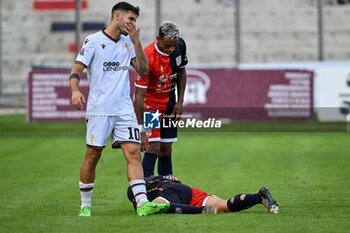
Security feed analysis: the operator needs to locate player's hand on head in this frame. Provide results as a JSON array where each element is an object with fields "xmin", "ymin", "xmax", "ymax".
[
  {"xmin": 135, "ymin": 27, "xmax": 140, "ymax": 39},
  {"xmin": 71, "ymin": 90, "xmax": 86, "ymax": 110},
  {"xmin": 125, "ymin": 21, "xmax": 140, "ymax": 43}
]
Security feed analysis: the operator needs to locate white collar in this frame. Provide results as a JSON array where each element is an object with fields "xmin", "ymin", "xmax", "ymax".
[{"xmin": 154, "ymin": 41, "xmax": 169, "ymax": 57}]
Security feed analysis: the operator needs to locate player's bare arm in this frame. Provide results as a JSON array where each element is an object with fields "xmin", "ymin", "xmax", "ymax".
[
  {"xmin": 172, "ymin": 67, "xmax": 187, "ymax": 120},
  {"xmin": 134, "ymin": 87, "xmax": 149, "ymax": 152},
  {"xmin": 126, "ymin": 21, "xmax": 148, "ymax": 75},
  {"xmin": 69, "ymin": 62, "xmax": 86, "ymax": 110}
]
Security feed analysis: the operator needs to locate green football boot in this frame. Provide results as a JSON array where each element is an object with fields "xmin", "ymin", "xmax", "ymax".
[
  {"xmin": 137, "ymin": 201, "xmax": 170, "ymax": 216},
  {"xmin": 79, "ymin": 206, "xmax": 92, "ymax": 217}
]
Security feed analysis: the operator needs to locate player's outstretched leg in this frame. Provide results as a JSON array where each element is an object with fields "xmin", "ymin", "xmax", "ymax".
[
  {"xmin": 226, "ymin": 193, "xmax": 261, "ymax": 212},
  {"xmin": 137, "ymin": 202, "xmax": 170, "ymax": 216},
  {"xmin": 202, "ymin": 206, "xmax": 218, "ymax": 214},
  {"xmin": 258, "ymin": 187, "xmax": 279, "ymax": 214},
  {"xmin": 166, "ymin": 202, "xmax": 217, "ymax": 214}
]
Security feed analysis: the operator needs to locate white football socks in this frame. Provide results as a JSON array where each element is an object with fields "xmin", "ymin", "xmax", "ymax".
[
  {"xmin": 79, "ymin": 181, "xmax": 94, "ymax": 208},
  {"xmin": 129, "ymin": 179, "xmax": 148, "ymax": 207}
]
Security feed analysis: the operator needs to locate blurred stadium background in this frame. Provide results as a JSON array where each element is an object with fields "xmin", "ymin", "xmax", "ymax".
[{"xmin": 0, "ymin": 0, "xmax": 350, "ymax": 117}]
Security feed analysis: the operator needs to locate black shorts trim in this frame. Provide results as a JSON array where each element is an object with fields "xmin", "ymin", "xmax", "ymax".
[
  {"xmin": 112, "ymin": 141, "xmax": 140, "ymax": 149},
  {"xmin": 86, "ymin": 144, "xmax": 104, "ymax": 150}
]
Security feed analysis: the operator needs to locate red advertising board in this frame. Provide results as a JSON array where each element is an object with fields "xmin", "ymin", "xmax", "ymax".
[
  {"xmin": 27, "ymin": 68, "xmax": 313, "ymax": 122},
  {"xmin": 33, "ymin": 0, "xmax": 88, "ymax": 10},
  {"xmin": 181, "ymin": 68, "xmax": 314, "ymax": 120},
  {"xmin": 27, "ymin": 69, "xmax": 88, "ymax": 122}
]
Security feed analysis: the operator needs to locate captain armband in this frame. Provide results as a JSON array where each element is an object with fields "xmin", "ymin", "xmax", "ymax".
[{"xmin": 69, "ymin": 73, "xmax": 80, "ymax": 81}]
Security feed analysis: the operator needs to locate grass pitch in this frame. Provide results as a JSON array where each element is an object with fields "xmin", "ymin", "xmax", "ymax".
[{"xmin": 0, "ymin": 114, "xmax": 349, "ymax": 233}]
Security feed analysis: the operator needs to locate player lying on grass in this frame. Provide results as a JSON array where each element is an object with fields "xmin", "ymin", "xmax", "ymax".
[{"xmin": 127, "ymin": 175, "xmax": 279, "ymax": 214}]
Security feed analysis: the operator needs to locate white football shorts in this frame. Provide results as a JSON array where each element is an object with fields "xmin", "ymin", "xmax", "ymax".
[{"xmin": 85, "ymin": 114, "xmax": 140, "ymax": 148}]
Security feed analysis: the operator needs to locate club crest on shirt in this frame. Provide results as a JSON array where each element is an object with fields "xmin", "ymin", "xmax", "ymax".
[
  {"xmin": 125, "ymin": 42, "xmax": 130, "ymax": 52},
  {"xmin": 176, "ymin": 55, "xmax": 182, "ymax": 66}
]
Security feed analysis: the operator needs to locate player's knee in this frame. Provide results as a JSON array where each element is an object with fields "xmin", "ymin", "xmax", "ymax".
[
  {"xmin": 85, "ymin": 148, "xmax": 102, "ymax": 165},
  {"xmin": 127, "ymin": 154, "xmax": 142, "ymax": 163},
  {"xmin": 146, "ymin": 142, "xmax": 160, "ymax": 155},
  {"xmin": 124, "ymin": 147, "xmax": 142, "ymax": 162}
]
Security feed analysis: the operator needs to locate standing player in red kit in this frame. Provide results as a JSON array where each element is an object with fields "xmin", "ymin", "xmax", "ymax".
[{"xmin": 134, "ymin": 21, "xmax": 188, "ymax": 177}]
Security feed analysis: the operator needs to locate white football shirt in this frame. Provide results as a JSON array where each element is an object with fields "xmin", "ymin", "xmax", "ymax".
[{"xmin": 76, "ymin": 30, "xmax": 136, "ymax": 116}]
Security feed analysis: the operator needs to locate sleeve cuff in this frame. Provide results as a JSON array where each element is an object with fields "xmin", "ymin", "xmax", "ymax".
[{"xmin": 134, "ymin": 83, "xmax": 148, "ymax": 88}]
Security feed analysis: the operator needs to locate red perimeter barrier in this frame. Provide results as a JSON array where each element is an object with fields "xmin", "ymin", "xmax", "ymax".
[
  {"xmin": 27, "ymin": 68, "xmax": 313, "ymax": 122},
  {"xmin": 33, "ymin": 0, "xmax": 88, "ymax": 10}
]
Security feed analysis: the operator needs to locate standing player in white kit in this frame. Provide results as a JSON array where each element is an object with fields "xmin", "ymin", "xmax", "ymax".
[{"xmin": 69, "ymin": 2, "xmax": 169, "ymax": 217}]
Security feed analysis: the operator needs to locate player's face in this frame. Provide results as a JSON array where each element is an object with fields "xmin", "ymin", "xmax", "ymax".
[
  {"xmin": 117, "ymin": 11, "xmax": 137, "ymax": 35},
  {"xmin": 157, "ymin": 37, "xmax": 178, "ymax": 55}
]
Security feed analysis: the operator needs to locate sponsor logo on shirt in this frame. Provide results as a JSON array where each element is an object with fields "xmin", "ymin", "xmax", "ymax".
[
  {"xmin": 103, "ymin": 61, "xmax": 128, "ymax": 72},
  {"xmin": 156, "ymin": 73, "xmax": 177, "ymax": 93},
  {"xmin": 158, "ymin": 73, "xmax": 176, "ymax": 83}
]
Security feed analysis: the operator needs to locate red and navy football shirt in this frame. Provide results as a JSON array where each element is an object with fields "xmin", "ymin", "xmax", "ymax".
[{"xmin": 135, "ymin": 38, "xmax": 188, "ymax": 112}]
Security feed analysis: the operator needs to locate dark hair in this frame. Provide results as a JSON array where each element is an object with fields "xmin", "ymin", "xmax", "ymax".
[{"xmin": 111, "ymin": 2, "xmax": 140, "ymax": 17}]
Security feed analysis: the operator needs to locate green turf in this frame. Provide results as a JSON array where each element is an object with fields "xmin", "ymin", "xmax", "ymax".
[{"xmin": 0, "ymin": 114, "xmax": 349, "ymax": 233}]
